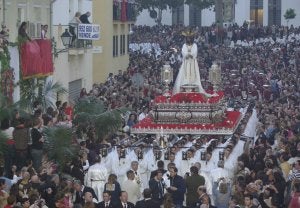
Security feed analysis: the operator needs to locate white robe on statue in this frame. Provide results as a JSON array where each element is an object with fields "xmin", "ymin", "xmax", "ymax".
[{"xmin": 173, "ymin": 43, "xmax": 209, "ymax": 96}]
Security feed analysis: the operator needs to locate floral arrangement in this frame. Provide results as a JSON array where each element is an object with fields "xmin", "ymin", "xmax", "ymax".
[{"xmin": 154, "ymin": 91, "xmax": 224, "ymax": 104}]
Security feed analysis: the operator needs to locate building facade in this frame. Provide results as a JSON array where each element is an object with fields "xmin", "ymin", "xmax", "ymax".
[
  {"xmin": 0, "ymin": 0, "xmax": 51, "ymax": 42},
  {"xmin": 136, "ymin": 0, "xmax": 300, "ymax": 27},
  {"xmin": 92, "ymin": 0, "xmax": 134, "ymax": 83},
  {"xmin": 0, "ymin": 0, "xmax": 95, "ymax": 102},
  {"xmin": 52, "ymin": 0, "xmax": 94, "ymax": 101}
]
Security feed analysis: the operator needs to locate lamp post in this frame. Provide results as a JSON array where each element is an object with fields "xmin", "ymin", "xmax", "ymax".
[
  {"xmin": 54, "ymin": 29, "xmax": 73, "ymax": 57},
  {"xmin": 60, "ymin": 29, "xmax": 73, "ymax": 48}
]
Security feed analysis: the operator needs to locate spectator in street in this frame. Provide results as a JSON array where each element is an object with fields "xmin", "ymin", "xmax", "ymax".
[
  {"xmin": 103, "ymin": 174, "xmax": 121, "ymax": 206},
  {"xmin": 135, "ymin": 188, "xmax": 160, "ymax": 208},
  {"xmin": 167, "ymin": 167, "xmax": 186, "ymax": 208},
  {"xmin": 149, "ymin": 170, "xmax": 164, "ymax": 205},
  {"xmin": 30, "ymin": 118, "xmax": 44, "ymax": 171},
  {"xmin": 185, "ymin": 166, "xmax": 205, "ymax": 207}
]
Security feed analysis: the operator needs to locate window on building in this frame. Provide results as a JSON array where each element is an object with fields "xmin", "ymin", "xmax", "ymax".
[
  {"xmin": 127, "ymin": 34, "xmax": 130, "ymax": 53},
  {"xmin": 123, "ymin": 35, "xmax": 126, "ymax": 54},
  {"xmin": 113, "ymin": 35, "xmax": 119, "ymax": 57},
  {"xmin": 189, "ymin": 4, "xmax": 201, "ymax": 27},
  {"xmin": 250, "ymin": 0, "xmax": 263, "ymax": 25},
  {"xmin": 120, "ymin": 35, "xmax": 123, "ymax": 55},
  {"xmin": 172, "ymin": 5, "xmax": 184, "ymax": 25},
  {"xmin": 18, "ymin": 7, "xmax": 26, "ymax": 23},
  {"xmin": 69, "ymin": 79, "xmax": 82, "ymax": 102},
  {"xmin": 120, "ymin": 34, "xmax": 126, "ymax": 55},
  {"xmin": 34, "ymin": 7, "xmax": 42, "ymax": 22},
  {"xmin": 267, "ymin": 0, "xmax": 281, "ymax": 26},
  {"xmin": 116, "ymin": 36, "xmax": 119, "ymax": 56}
]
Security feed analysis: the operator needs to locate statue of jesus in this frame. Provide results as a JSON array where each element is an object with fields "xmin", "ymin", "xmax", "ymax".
[{"xmin": 173, "ymin": 30, "xmax": 212, "ymax": 97}]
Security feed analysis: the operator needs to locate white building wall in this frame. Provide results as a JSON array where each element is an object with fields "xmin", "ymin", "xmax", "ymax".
[
  {"xmin": 235, "ymin": 0, "xmax": 250, "ymax": 26},
  {"xmin": 183, "ymin": 4, "xmax": 189, "ymax": 26},
  {"xmin": 52, "ymin": 1, "xmax": 69, "ymax": 25},
  {"xmin": 52, "ymin": 25, "xmax": 93, "ymax": 98},
  {"xmin": 135, "ymin": 8, "xmax": 172, "ymax": 26},
  {"xmin": 263, "ymin": 0, "xmax": 269, "ymax": 26},
  {"xmin": 281, "ymin": 0, "xmax": 300, "ymax": 27},
  {"xmin": 80, "ymin": 0, "xmax": 93, "ymax": 15},
  {"xmin": 52, "ymin": 0, "xmax": 94, "ymax": 99},
  {"xmin": 201, "ymin": 8, "xmax": 215, "ymax": 26}
]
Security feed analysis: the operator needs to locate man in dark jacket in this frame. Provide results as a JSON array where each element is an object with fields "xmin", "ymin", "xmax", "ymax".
[
  {"xmin": 13, "ymin": 117, "xmax": 29, "ymax": 169},
  {"xmin": 115, "ymin": 191, "xmax": 135, "ymax": 208},
  {"xmin": 149, "ymin": 170, "xmax": 165, "ymax": 205},
  {"xmin": 135, "ymin": 188, "xmax": 160, "ymax": 208},
  {"xmin": 98, "ymin": 191, "xmax": 114, "ymax": 208},
  {"xmin": 80, "ymin": 12, "xmax": 91, "ymax": 24},
  {"xmin": 150, "ymin": 160, "xmax": 167, "ymax": 179},
  {"xmin": 167, "ymin": 167, "xmax": 186, "ymax": 208},
  {"xmin": 73, "ymin": 179, "xmax": 98, "ymax": 205},
  {"xmin": 186, "ymin": 166, "xmax": 205, "ymax": 207}
]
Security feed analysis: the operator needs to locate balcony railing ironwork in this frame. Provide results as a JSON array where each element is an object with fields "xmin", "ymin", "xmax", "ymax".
[{"xmin": 69, "ymin": 24, "xmax": 93, "ymax": 49}]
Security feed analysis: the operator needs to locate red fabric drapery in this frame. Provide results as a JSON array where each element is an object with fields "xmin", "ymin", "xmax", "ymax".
[
  {"xmin": 121, "ymin": 0, "xmax": 127, "ymax": 22},
  {"xmin": 20, "ymin": 39, "xmax": 53, "ymax": 79}
]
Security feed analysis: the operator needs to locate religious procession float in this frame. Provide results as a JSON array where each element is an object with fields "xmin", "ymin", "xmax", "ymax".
[{"xmin": 131, "ymin": 30, "xmax": 242, "ymax": 136}]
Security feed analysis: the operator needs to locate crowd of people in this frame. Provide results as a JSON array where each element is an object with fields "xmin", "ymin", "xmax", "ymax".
[{"xmin": 0, "ymin": 22, "xmax": 300, "ymax": 208}]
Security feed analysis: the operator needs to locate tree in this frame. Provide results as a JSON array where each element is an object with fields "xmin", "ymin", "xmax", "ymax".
[
  {"xmin": 43, "ymin": 126, "xmax": 79, "ymax": 170},
  {"xmin": 73, "ymin": 97, "xmax": 127, "ymax": 140},
  {"xmin": 17, "ymin": 78, "xmax": 66, "ymax": 112},
  {"xmin": 284, "ymin": 8, "xmax": 296, "ymax": 26},
  {"xmin": 136, "ymin": 0, "xmax": 184, "ymax": 25},
  {"xmin": 185, "ymin": 0, "xmax": 215, "ymax": 10},
  {"xmin": 136, "ymin": 0, "xmax": 215, "ymax": 25}
]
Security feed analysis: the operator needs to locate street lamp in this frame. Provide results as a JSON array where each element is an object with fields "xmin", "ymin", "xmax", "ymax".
[
  {"xmin": 54, "ymin": 29, "xmax": 73, "ymax": 57},
  {"xmin": 60, "ymin": 29, "xmax": 72, "ymax": 47}
]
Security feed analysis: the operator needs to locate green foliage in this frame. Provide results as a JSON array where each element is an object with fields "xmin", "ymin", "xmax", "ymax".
[
  {"xmin": 0, "ymin": 45, "xmax": 11, "ymax": 72},
  {"xmin": 0, "ymin": 131, "xmax": 8, "ymax": 158},
  {"xmin": 44, "ymin": 126, "xmax": 78, "ymax": 169},
  {"xmin": 73, "ymin": 97, "xmax": 127, "ymax": 139},
  {"xmin": 136, "ymin": 0, "xmax": 214, "ymax": 24},
  {"xmin": 284, "ymin": 8, "xmax": 296, "ymax": 20},
  {"xmin": 0, "ymin": 91, "xmax": 16, "ymax": 122},
  {"xmin": 135, "ymin": 0, "xmax": 184, "ymax": 23},
  {"xmin": 17, "ymin": 78, "xmax": 66, "ymax": 112},
  {"xmin": 18, "ymin": 78, "xmax": 38, "ymax": 111},
  {"xmin": 136, "ymin": 0, "xmax": 214, "ymax": 11},
  {"xmin": 185, "ymin": 0, "xmax": 215, "ymax": 10},
  {"xmin": 41, "ymin": 80, "xmax": 67, "ymax": 109}
]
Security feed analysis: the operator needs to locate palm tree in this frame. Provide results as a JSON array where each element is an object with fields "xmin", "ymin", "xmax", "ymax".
[
  {"xmin": 73, "ymin": 97, "xmax": 127, "ymax": 140},
  {"xmin": 17, "ymin": 77, "xmax": 66, "ymax": 112},
  {"xmin": 43, "ymin": 126, "xmax": 79, "ymax": 170}
]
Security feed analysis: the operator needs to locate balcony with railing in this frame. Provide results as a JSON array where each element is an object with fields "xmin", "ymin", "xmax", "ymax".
[
  {"xmin": 113, "ymin": 0, "xmax": 137, "ymax": 22},
  {"xmin": 53, "ymin": 24, "xmax": 97, "ymax": 56}
]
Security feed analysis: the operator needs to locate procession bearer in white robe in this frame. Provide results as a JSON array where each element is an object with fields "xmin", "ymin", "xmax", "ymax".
[
  {"xmin": 85, "ymin": 155, "xmax": 108, "ymax": 202},
  {"xmin": 146, "ymin": 147, "xmax": 161, "ymax": 181},
  {"xmin": 180, "ymin": 149, "xmax": 196, "ymax": 177},
  {"xmin": 128, "ymin": 147, "xmax": 148, "ymax": 190},
  {"xmin": 110, "ymin": 146, "xmax": 130, "ymax": 185}
]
